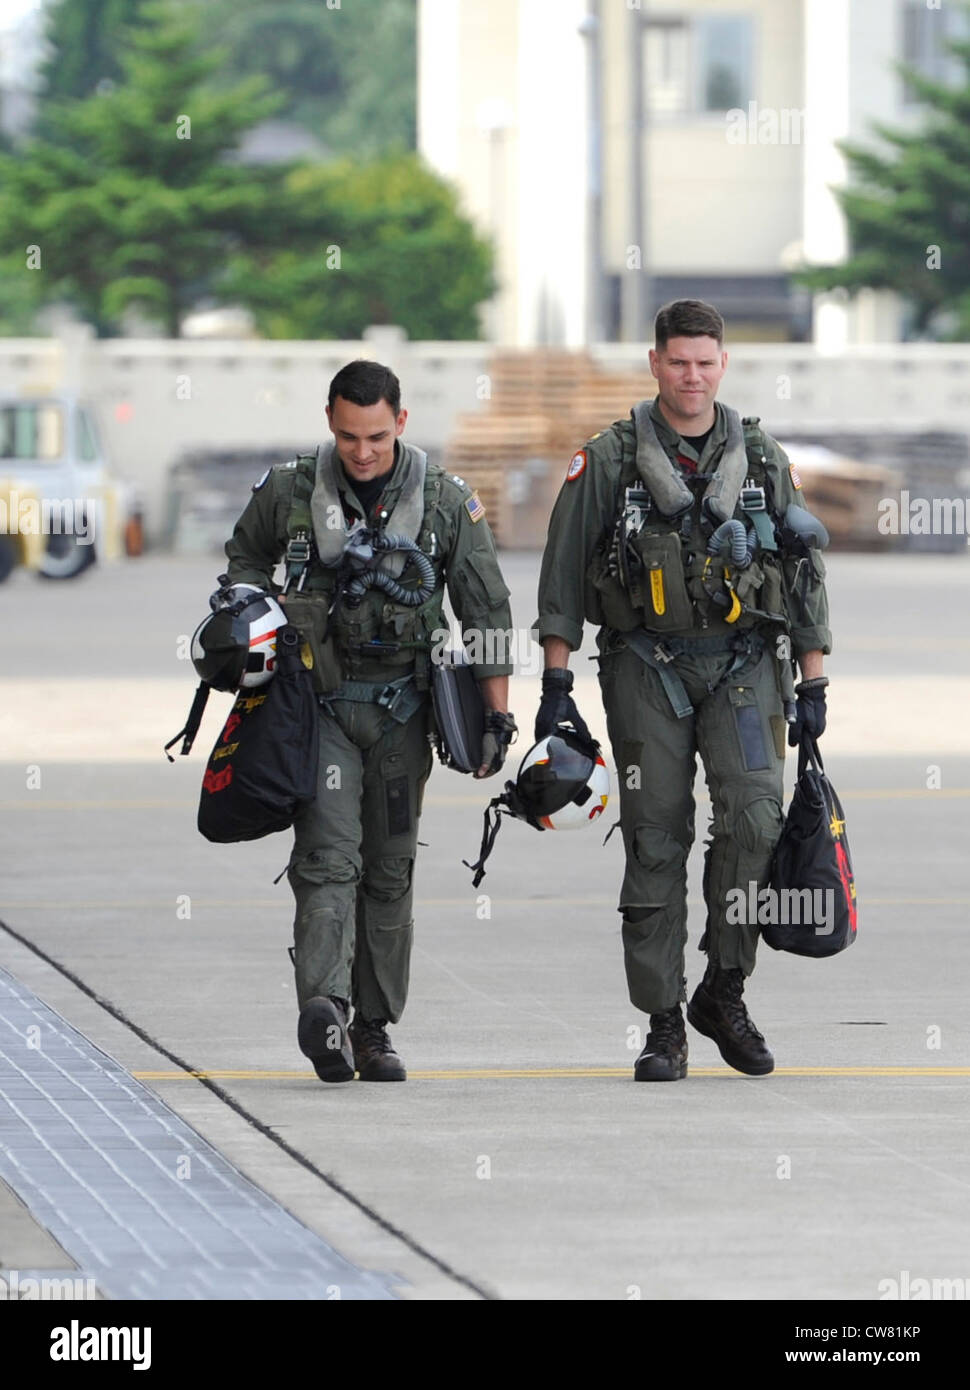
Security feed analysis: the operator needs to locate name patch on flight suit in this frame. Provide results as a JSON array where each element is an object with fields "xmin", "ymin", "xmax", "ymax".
[{"xmin": 566, "ymin": 450, "xmax": 587, "ymax": 482}]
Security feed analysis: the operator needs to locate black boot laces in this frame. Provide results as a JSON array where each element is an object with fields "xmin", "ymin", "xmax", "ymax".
[
  {"xmin": 719, "ymin": 969, "xmax": 765, "ymax": 1042},
  {"xmin": 646, "ymin": 1007, "xmax": 684, "ymax": 1051},
  {"xmin": 354, "ymin": 1016, "xmax": 393, "ymax": 1053}
]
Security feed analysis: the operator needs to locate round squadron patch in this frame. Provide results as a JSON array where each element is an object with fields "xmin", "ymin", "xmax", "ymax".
[{"xmin": 566, "ymin": 450, "xmax": 587, "ymax": 482}]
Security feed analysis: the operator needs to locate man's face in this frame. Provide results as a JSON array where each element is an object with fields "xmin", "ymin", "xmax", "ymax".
[
  {"xmin": 648, "ymin": 335, "xmax": 728, "ymax": 426},
  {"xmin": 326, "ymin": 396, "xmax": 407, "ymax": 483}
]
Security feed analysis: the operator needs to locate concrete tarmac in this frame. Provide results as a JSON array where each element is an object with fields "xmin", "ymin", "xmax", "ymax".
[{"xmin": 1, "ymin": 547, "xmax": 969, "ymax": 1300}]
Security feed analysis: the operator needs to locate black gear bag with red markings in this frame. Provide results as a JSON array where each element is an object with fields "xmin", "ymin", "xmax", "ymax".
[
  {"xmin": 766, "ymin": 731, "xmax": 857, "ymax": 956},
  {"xmin": 197, "ymin": 624, "xmax": 318, "ymax": 842}
]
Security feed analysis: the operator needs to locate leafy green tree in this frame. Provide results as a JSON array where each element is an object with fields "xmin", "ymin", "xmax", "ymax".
[
  {"xmin": 219, "ymin": 153, "xmax": 495, "ymax": 339},
  {"xmin": 37, "ymin": 0, "xmax": 418, "ymax": 157},
  {"xmin": 799, "ymin": 29, "xmax": 970, "ymax": 337},
  {"xmin": 0, "ymin": 0, "xmax": 287, "ymax": 336}
]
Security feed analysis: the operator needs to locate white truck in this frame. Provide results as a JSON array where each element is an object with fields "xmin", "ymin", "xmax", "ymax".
[{"xmin": 0, "ymin": 394, "xmax": 140, "ymax": 582}]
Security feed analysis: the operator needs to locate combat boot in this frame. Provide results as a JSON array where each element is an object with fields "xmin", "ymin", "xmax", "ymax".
[
  {"xmin": 687, "ymin": 961, "xmax": 774, "ymax": 1076},
  {"xmin": 348, "ymin": 1014, "xmax": 407, "ymax": 1082},
  {"xmin": 298, "ymin": 995, "xmax": 355, "ymax": 1083},
  {"xmin": 633, "ymin": 1004, "xmax": 688, "ymax": 1082}
]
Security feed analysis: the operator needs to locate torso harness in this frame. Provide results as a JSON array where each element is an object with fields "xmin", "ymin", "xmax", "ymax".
[{"xmin": 592, "ymin": 403, "xmax": 823, "ymax": 720}]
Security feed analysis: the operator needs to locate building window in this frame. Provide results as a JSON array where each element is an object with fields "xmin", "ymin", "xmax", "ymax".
[
  {"xmin": 644, "ymin": 14, "xmax": 754, "ymax": 118},
  {"xmin": 901, "ymin": 1, "xmax": 969, "ymax": 103}
]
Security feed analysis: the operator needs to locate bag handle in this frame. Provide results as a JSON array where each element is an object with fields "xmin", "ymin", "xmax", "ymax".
[{"xmin": 796, "ymin": 728, "xmax": 824, "ymax": 778}]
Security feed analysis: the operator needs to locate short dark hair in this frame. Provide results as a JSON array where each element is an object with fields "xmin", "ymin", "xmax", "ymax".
[
  {"xmin": 327, "ymin": 360, "xmax": 401, "ymax": 415},
  {"xmin": 654, "ymin": 300, "xmax": 725, "ymax": 350}
]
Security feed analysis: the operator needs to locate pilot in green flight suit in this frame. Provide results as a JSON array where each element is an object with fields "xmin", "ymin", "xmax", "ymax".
[
  {"xmin": 225, "ymin": 360, "xmax": 516, "ymax": 1083},
  {"xmin": 534, "ymin": 301, "xmax": 831, "ymax": 1081}
]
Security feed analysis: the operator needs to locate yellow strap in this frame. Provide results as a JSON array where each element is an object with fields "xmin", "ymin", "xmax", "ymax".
[
  {"xmin": 724, "ymin": 570, "xmax": 742, "ymax": 624},
  {"xmin": 650, "ymin": 567, "xmax": 666, "ymax": 616}
]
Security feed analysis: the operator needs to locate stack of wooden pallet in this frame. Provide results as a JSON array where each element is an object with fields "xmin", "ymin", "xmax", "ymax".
[{"xmin": 443, "ymin": 352, "xmax": 657, "ymax": 544}]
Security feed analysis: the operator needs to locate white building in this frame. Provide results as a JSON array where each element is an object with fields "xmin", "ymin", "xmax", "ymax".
[{"xmin": 418, "ymin": 0, "xmax": 969, "ymax": 346}]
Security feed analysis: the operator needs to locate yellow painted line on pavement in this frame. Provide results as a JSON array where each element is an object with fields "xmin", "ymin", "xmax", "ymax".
[
  {"xmin": 1, "ymin": 788, "xmax": 969, "ymax": 812},
  {"xmin": 5, "ymin": 896, "xmax": 970, "ymax": 912},
  {"xmin": 4, "ymin": 896, "xmax": 970, "ymax": 911},
  {"xmin": 132, "ymin": 1066, "xmax": 970, "ymax": 1082}
]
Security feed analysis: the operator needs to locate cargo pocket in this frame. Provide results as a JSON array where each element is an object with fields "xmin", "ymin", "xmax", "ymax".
[
  {"xmin": 283, "ymin": 592, "xmax": 341, "ymax": 694},
  {"xmin": 728, "ymin": 685, "xmax": 770, "ymax": 772},
  {"xmin": 461, "ymin": 550, "xmax": 511, "ymax": 610},
  {"xmin": 634, "ymin": 532, "xmax": 692, "ymax": 631}
]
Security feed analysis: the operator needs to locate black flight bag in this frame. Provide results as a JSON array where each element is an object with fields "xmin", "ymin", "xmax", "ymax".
[
  {"xmin": 197, "ymin": 624, "xmax": 319, "ymax": 842},
  {"xmin": 766, "ymin": 731, "xmax": 858, "ymax": 956}
]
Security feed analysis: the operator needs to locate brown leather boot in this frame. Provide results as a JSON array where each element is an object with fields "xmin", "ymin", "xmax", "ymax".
[
  {"xmin": 348, "ymin": 1014, "xmax": 407, "ymax": 1082},
  {"xmin": 687, "ymin": 961, "xmax": 774, "ymax": 1076}
]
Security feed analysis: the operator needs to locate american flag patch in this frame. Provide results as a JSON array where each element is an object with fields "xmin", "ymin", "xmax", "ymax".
[
  {"xmin": 789, "ymin": 463, "xmax": 803, "ymax": 489},
  {"xmin": 465, "ymin": 492, "xmax": 486, "ymax": 523}
]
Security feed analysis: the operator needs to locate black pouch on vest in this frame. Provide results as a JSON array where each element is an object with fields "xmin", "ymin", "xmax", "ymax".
[
  {"xmin": 766, "ymin": 732, "xmax": 858, "ymax": 956},
  {"xmin": 197, "ymin": 625, "xmax": 319, "ymax": 842},
  {"xmin": 431, "ymin": 649, "xmax": 485, "ymax": 774}
]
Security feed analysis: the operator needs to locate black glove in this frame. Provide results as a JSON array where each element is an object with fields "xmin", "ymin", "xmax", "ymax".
[
  {"xmin": 534, "ymin": 668, "xmax": 591, "ymax": 742},
  {"xmin": 788, "ymin": 676, "xmax": 828, "ymax": 747},
  {"xmin": 476, "ymin": 710, "xmax": 518, "ymax": 778}
]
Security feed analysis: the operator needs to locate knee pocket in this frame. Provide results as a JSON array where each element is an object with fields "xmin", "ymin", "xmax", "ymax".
[
  {"xmin": 362, "ymin": 855, "xmax": 414, "ymax": 903},
  {"xmin": 289, "ymin": 849, "xmax": 358, "ymax": 886},
  {"xmin": 631, "ymin": 823, "xmax": 687, "ymax": 874},
  {"xmin": 733, "ymin": 797, "xmax": 784, "ymax": 855}
]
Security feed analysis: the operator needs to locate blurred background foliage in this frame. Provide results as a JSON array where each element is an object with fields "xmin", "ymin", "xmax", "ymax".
[
  {"xmin": 0, "ymin": 0, "xmax": 494, "ymax": 338},
  {"xmin": 798, "ymin": 27, "xmax": 970, "ymax": 340}
]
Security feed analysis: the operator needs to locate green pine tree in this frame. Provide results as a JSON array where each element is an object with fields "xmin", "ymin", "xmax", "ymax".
[
  {"xmin": 799, "ymin": 26, "xmax": 970, "ymax": 338},
  {"xmin": 37, "ymin": 0, "xmax": 153, "ymax": 106},
  {"xmin": 0, "ymin": 0, "xmax": 286, "ymax": 335}
]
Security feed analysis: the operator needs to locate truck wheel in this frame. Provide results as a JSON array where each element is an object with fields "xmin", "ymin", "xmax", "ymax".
[{"xmin": 38, "ymin": 531, "xmax": 97, "ymax": 580}]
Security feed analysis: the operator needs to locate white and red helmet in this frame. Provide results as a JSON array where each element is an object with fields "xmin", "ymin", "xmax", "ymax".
[
  {"xmin": 511, "ymin": 729, "xmax": 610, "ymax": 830},
  {"xmin": 191, "ymin": 582, "xmax": 285, "ymax": 691}
]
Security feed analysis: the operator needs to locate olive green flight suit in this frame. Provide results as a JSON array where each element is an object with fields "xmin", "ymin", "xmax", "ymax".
[
  {"xmin": 535, "ymin": 400, "xmax": 832, "ymax": 1014},
  {"xmin": 225, "ymin": 443, "xmax": 513, "ymax": 1022}
]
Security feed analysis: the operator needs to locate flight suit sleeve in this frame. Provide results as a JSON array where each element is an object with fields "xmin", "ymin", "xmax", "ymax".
[
  {"xmin": 533, "ymin": 437, "xmax": 618, "ymax": 651},
  {"xmin": 766, "ymin": 434, "xmax": 833, "ymax": 657},
  {"xmin": 223, "ymin": 471, "xmax": 290, "ymax": 593},
  {"xmin": 442, "ymin": 480, "xmax": 514, "ymax": 679}
]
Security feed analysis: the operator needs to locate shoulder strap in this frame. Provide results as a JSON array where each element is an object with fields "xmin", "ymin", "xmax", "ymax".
[
  {"xmin": 418, "ymin": 465, "xmax": 445, "ymax": 556},
  {"xmin": 287, "ymin": 454, "xmax": 316, "ymax": 540},
  {"xmin": 284, "ymin": 454, "xmax": 318, "ymax": 589}
]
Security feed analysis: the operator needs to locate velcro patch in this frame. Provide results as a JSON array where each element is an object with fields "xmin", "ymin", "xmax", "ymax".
[
  {"xmin": 566, "ymin": 450, "xmax": 587, "ymax": 482},
  {"xmin": 465, "ymin": 492, "xmax": 486, "ymax": 523},
  {"xmin": 252, "ymin": 468, "xmax": 270, "ymax": 492},
  {"xmin": 789, "ymin": 463, "xmax": 803, "ymax": 490}
]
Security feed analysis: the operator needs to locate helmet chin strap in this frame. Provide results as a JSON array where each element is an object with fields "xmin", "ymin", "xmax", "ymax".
[{"xmin": 462, "ymin": 782, "xmax": 526, "ymax": 888}]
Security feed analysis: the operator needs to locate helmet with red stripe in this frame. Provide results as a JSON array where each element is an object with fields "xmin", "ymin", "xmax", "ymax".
[
  {"xmin": 509, "ymin": 729, "xmax": 610, "ymax": 831},
  {"xmin": 190, "ymin": 582, "xmax": 285, "ymax": 691}
]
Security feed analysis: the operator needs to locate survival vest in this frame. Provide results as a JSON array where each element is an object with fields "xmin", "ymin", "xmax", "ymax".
[
  {"xmin": 587, "ymin": 412, "xmax": 793, "ymax": 642},
  {"xmin": 279, "ymin": 453, "xmax": 448, "ymax": 695}
]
